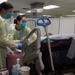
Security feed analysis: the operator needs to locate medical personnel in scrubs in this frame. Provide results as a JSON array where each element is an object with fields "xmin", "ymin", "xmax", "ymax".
[
  {"xmin": 14, "ymin": 15, "xmax": 37, "ymax": 41},
  {"xmin": 0, "ymin": 2, "xmax": 22, "ymax": 68},
  {"xmin": 5, "ymin": 16, "xmax": 15, "ymax": 40}
]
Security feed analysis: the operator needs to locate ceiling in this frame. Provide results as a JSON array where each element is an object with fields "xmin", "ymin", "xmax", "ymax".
[{"xmin": 8, "ymin": 0, "xmax": 75, "ymax": 17}]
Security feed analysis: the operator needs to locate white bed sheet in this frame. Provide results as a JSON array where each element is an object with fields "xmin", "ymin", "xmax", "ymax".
[{"xmin": 41, "ymin": 34, "xmax": 75, "ymax": 41}]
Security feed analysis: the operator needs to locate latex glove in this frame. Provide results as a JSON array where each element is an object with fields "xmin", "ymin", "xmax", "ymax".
[
  {"xmin": 20, "ymin": 39, "xmax": 24, "ymax": 43},
  {"xmin": 18, "ymin": 43, "xmax": 22, "ymax": 50}
]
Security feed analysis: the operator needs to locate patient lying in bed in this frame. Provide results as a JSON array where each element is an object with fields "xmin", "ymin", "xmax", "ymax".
[
  {"xmin": 40, "ymin": 34, "xmax": 75, "ymax": 72},
  {"xmin": 23, "ymin": 30, "xmax": 75, "ymax": 73}
]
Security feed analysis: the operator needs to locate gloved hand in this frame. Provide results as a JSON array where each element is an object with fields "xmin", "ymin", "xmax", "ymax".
[
  {"xmin": 18, "ymin": 43, "xmax": 22, "ymax": 50},
  {"xmin": 20, "ymin": 39, "xmax": 24, "ymax": 43}
]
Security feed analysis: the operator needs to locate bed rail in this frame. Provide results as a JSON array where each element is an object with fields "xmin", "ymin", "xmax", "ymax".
[
  {"xmin": 22, "ymin": 27, "xmax": 41, "ymax": 53},
  {"xmin": 22, "ymin": 27, "xmax": 44, "ymax": 71}
]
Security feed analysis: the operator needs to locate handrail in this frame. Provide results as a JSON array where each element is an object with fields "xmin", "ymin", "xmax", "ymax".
[{"xmin": 22, "ymin": 27, "xmax": 41, "ymax": 52}]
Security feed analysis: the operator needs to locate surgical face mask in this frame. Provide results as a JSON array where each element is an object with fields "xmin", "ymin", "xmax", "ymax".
[
  {"xmin": 20, "ymin": 22, "xmax": 26, "ymax": 28},
  {"xmin": 5, "ymin": 13, "xmax": 13, "ymax": 19}
]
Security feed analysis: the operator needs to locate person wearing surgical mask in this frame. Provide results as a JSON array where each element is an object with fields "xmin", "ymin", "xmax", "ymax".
[
  {"xmin": 14, "ymin": 15, "xmax": 37, "ymax": 41},
  {"xmin": 0, "ymin": 2, "xmax": 22, "ymax": 68}
]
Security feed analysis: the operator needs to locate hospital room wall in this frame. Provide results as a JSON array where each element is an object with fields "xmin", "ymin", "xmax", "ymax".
[
  {"xmin": 47, "ymin": 18, "xmax": 59, "ymax": 35},
  {"xmin": 59, "ymin": 17, "xmax": 75, "ymax": 34},
  {"xmin": 26, "ymin": 18, "xmax": 36, "ymax": 30},
  {"xmin": 26, "ymin": 17, "xmax": 75, "ymax": 36},
  {"xmin": 47, "ymin": 17, "xmax": 75, "ymax": 36},
  {"xmin": 26, "ymin": 18, "xmax": 46, "ymax": 36},
  {"xmin": 28, "ymin": 18, "xmax": 59, "ymax": 36},
  {"xmin": 26, "ymin": 18, "xmax": 59, "ymax": 36}
]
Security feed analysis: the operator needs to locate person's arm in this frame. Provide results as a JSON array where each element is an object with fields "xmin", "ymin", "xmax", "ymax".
[
  {"xmin": 0, "ymin": 20, "xmax": 18, "ymax": 49},
  {"xmin": 24, "ymin": 27, "xmax": 37, "ymax": 40},
  {"xmin": 0, "ymin": 38, "xmax": 18, "ymax": 48},
  {"xmin": 12, "ymin": 29, "xmax": 20, "ymax": 43}
]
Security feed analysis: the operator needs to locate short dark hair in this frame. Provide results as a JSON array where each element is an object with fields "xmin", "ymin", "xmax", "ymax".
[
  {"xmin": 17, "ymin": 15, "xmax": 25, "ymax": 21},
  {"xmin": 0, "ymin": 2, "xmax": 13, "ymax": 11},
  {"xmin": 14, "ymin": 19, "xmax": 17, "ymax": 24},
  {"xmin": 14, "ymin": 15, "xmax": 25, "ymax": 24}
]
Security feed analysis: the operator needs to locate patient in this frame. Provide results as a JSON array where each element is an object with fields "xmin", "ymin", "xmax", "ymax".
[{"xmin": 14, "ymin": 15, "xmax": 37, "ymax": 42}]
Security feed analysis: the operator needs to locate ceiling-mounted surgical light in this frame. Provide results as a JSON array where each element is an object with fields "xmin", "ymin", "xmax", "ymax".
[
  {"xmin": 26, "ymin": 8, "xmax": 43, "ymax": 13},
  {"xmin": 43, "ymin": 5, "xmax": 60, "ymax": 10},
  {"xmin": 29, "ymin": 2, "xmax": 44, "ymax": 14},
  {"xmin": 0, "ymin": 0, "xmax": 7, "ymax": 3}
]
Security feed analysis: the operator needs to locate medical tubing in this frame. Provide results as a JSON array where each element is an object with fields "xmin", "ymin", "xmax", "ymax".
[{"xmin": 44, "ymin": 27, "xmax": 55, "ymax": 72}]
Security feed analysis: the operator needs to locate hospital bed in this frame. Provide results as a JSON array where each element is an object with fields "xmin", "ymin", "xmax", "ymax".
[
  {"xmin": 22, "ymin": 27, "xmax": 42, "ymax": 74},
  {"xmin": 22, "ymin": 28, "xmax": 75, "ymax": 75}
]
